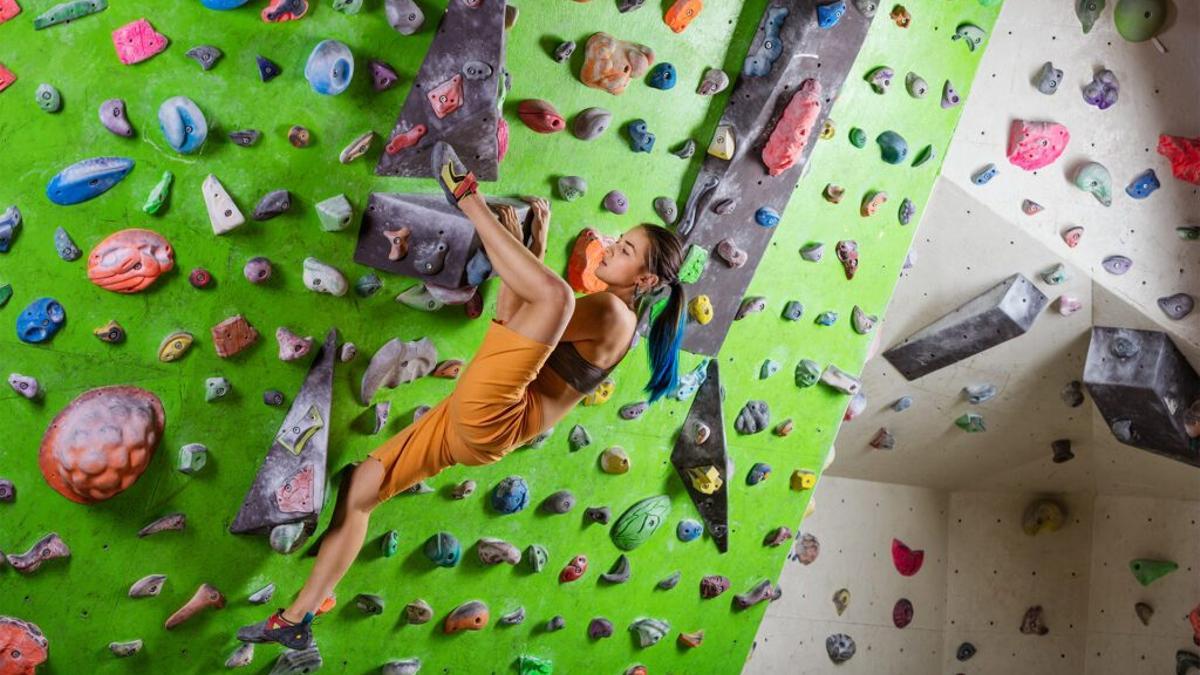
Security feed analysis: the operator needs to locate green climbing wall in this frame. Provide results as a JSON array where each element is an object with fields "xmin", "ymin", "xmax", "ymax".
[{"xmin": 0, "ymin": 0, "xmax": 1001, "ymax": 672}]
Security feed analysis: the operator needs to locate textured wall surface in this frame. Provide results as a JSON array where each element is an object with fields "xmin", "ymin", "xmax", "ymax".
[{"xmin": 0, "ymin": 0, "xmax": 998, "ymax": 672}]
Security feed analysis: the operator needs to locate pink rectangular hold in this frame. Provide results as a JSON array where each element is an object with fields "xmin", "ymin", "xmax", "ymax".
[
  {"xmin": 0, "ymin": 0, "xmax": 21, "ymax": 25},
  {"xmin": 0, "ymin": 63, "xmax": 15, "ymax": 93},
  {"xmin": 112, "ymin": 18, "xmax": 168, "ymax": 65}
]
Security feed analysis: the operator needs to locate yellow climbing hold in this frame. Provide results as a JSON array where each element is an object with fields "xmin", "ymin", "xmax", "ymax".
[
  {"xmin": 582, "ymin": 377, "xmax": 614, "ymax": 406},
  {"xmin": 689, "ymin": 295, "xmax": 713, "ymax": 325},
  {"xmin": 790, "ymin": 469, "xmax": 816, "ymax": 491},
  {"xmin": 708, "ymin": 125, "xmax": 735, "ymax": 160},
  {"xmin": 686, "ymin": 465, "xmax": 723, "ymax": 494}
]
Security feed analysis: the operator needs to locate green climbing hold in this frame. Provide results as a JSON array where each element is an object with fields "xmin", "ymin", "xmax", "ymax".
[
  {"xmin": 913, "ymin": 144, "xmax": 935, "ymax": 168},
  {"xmin": 795, "ymin": 359, "xmax": 821, "ymax": 388},
  {"xmin": 848, "ymin": 127, "xmax": 866, "ymax": 148},
  {"xmin": 518, "ymin": 655, "xmax": 554, "ymax": 675},
  {"xmin": 382, "ymin": 529, "xmax": 399, "ymax": 557},
  {"xmin": 1114, "ymin": 0, "xmax": 1166, "ymax": 42},
  {"xmin": 611, "ymin": 495, "xmax": 671, "ymax": 551},
  {"xmin": 678, "ymin": 245, "xmax": 709, "ymax": 284},
  {"xmin": 143, "ymin": 170, "xmax": 174, "ymax": 215},
  {"xmin": 876, "ymin": 131, "xmax": 908, "ymax": 165},
  {"xmin": 1129, "ymin": 559, "xmax": 1177, "ymax": 586},
  {"xmin": 316, "ymin": 194, "xmax": 354, "ymax": 232},
  {"xmin": 955, "ymin": 412, "xmax": 986, "ymax": 432},
  {"xmin": 0, "ymin": 284, "xmax": 13, "ymax": 308}
]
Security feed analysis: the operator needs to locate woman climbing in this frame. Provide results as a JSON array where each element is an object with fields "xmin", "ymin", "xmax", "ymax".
[{"xmin": 238, "ymin": 141, "xmax": 688, "ymax": 649}]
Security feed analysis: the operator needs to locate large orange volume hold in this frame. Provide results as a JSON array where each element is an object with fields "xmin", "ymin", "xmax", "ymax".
[
  {"xmin": 87, "ymin": 228, "xmax": 175, "ymax": 293},
  {"xmin": 567, "ymin": 227, "xmax": 614, "ymax": 293}
]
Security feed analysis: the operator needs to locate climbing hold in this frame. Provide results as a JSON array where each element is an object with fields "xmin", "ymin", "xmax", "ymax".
[
  {"xmin": 665, "ymin": 0, "xmax": 702, "ymax": 32},
  {"xmin": 600, "ymin": 446, "xmax": 631, "ymax": 473},
  {"xmin": 269, "ymin": 646, "xmax": 322, "ymax": 673},
  {"xmin": 876, "ymin": 131, "xmax": 908, "ymax": 164},
  {"xmin": 1082, "ymin": 68, "xmax": 1119, "ymax": 110},
  {"xmin": 794, "ymin": 360, "xmax": 821, "ymax": 388},
  {"xmin": 339, "ymin": 131, "xmax": 375, "ymax": 164},
  {"xmin": 676, "ymin": 519, "xmax": 703, "ymax": 542},
  {"xmin": 653, "ymin": 197, "xmax": 678, "ymax": 225},
  {"xmin": 0, "ymin": 205, "xmax": 18, "ymax": 253},
  {"xmin": 381, "ymin": 659, "xmax": 422, "ymax": 675},
  {"xmin": 46, "ymin": 156, "xmax": 134, "ymax": 205},
  {"xmin": 543, "ymin": 490, "xmax": 576, "ymax": 514},
  {"xmin": 904, "ymin": 72, "xmax": 928, "ymax": 98},
  {"xmin": 556, "ymin": 176, "xmax": 587, "ymax": 202},
  {"xmin": 825, "ymin": 629, "xmax": 854, "ymax": 662},
  {"xmin": 602, "ymin": 190, "xmax": 628, "ymax": 215},
  {"xmin": 820, "ymin": 365, "xmax": 861, "ymax": 395},
  {"xmin": 1035, "ymin": 62, "xmax": 1063, "ymax": 95},
  {"xmin": 1130, "ymin": 559, "xmax": 1178, "ymax": 586},
  {"xmin": 1126, "ymin": 169, "xmax": 1160, "ymax": 199},
  {"xmin": 565, "ymin": 425, "xmax": 592, "ymax": 453},
  {"xmin": 111, "ymin": 18, "xmax": 168, "ymax": 67},
  {"xmin": 955, "ymin": 412, "xmax": 986, "ymax": 432},
  {"xmin": 478, "ymin": 537, "xmax": 522, "ymax": 565},
  {"xmin": 890, "ymin": 4, "xmax": 910, "ymax": 26},
  {"xmin": 86, "ymin": 228, "xmax": 174, "ymax": 294},
  {"xmin": 1157, "ymin": 293, "xmax": 1195, "ymax": 320},
  {"xmin": 891, "ymin": 538, "xmax": 924, "ymax": 576},
  {"xmin": 379, "ymin": 0, "xmax": 423, "ymax": 32},
  {"xmin": 736, "ymin": 296, "xmax": 767, "ymax": 319},
  {"xmin": 157, "ymin": 331, "xmax": 195, "ymax": 362},
  {"xmin": 1020, "ymin": 606, "xmax": 1049, "ymax": 635},
  {"xmin": 164, "ymin": 583, "xmax": 225, "ymax": 629},
  {"xmin": 716, "ymin": 239, "xmax": 748, "ymax": 268},
  {"xmin": 941, "ymin": 80, "xmax": 961, "ymax": 108},
  {"xmin": 559, "ymin": 555, "xmax": 588, "ymax": 583},
  {"xmin": 1022, "ymin": 499, "xmax": 1066, "ymax": 535},
  {"xmin": 1158, "ymin": 134, "xmax": 1200, "ymax": 185},
  {"xmin": 822, "ymin": 184, "xmax": 845, "ymax": 205},
  {"xmin": 517, "ymin": 99, "xmax": 566, "ymax": 134},
  {"xmin": 759, "ymin": 360, "xmax": 779, "ymax": 379},
  {"xmin": 698, "ymin": 68, "xmax": 729, "ymax": 95},
  {"xmin": 699, "ymin": 575, "xmax": 730, "ymax": 599},
  {"xmin": 6, "ymin": 533, "xmax": 69, "ymax": 573},
  {"xmin": 762, "ymin": 78, "xmax": 822, "ymax": 176},
  {"xmin": 897, "ymin": 198, "xmax": 916, "ymax": 226},
  {"xmin": 952, "ymin": 23, "xmax": 986, "ymax": 51},
  {"xmin": 34, "ymin": 83, "xmax": 61, "ymax": 113},
  {"xmin": 315, "ymin": 194, "xmax": 353, "ymax": 231},
  {"xmin": 499, "ymin": 607, "xmax": 525, "ymax": 625},
  {"xmin": 523, "ymin": 544, "xmax": 548, "ymax": 573},
  {"xmin": 1101, "ymin": 255, "xmax": 1132, "ymax": 275},
  {"xmin": 572, "ymin": 107, "xmax": 612, "ymax": 141},
  {"xmin": 142, "ymin": 170, "xmax": 174, "ymax": 215},
  {"xmin": 178, "ymin": 442, "xmax": 208, "ymax": 473},
  {"xmin": 353, "ymin": 593, "xmax": 385, "ymax": 615},
  {"xmin": 401, "ymin": 599, "xmax": 433, "ymax": 625},
  {"xmin": 851, "ymin": 306, "xmax": 878, "ymax": 334},
  {"xmin": 626, "ymin": 119, "xmax": 655, "ymax": 152},
  {"xmin": 204, "ymin": 376, "xmax": 231, "ymax": 402},
  {"xmin": 544, "ymin": 616, "xmax": 565, "ymax": 632},
  {"xmin": 708, "ymin": 125, "xmax": 735, "ymax": 159},
  {"xmin": 245, "ymin": 584, "xmax": 275, "ymax": 606},
  {"xmin": 746, "ymin": 462, "xmax": 771, "ymax": 486},
  {"xmin": 601, "ymin": 554, "xmax": 632, "ymax": 583},
  {"xmin": 893, "ymin": 598, "xmax": 914, "ymax": 628},
  {"xmin": 782, "ymin": 301, "xmax": 804, "ymax": 322},
  {"xmin": 764, "ymin": 527, "xmax": 793, "ymax": 548},
  {"xmin": 362, "ymin": 61, "xmax": 400, "ymax": 95},
  {"xmin": 1062, "ymin": 226, "xmax": 1084, "ymax": 248},
  {"xmin": 158, "ymin": 95, "xmax": 207, "ymax": 154},
  {"xmin": 611, "ymin": 494, "xmax": 671, "ymax": 550},
  {"xmin": 243, "ymin": 257, "xmax": 274, "ymax": 284},
  {"xmin": 865, "ymin": 66, "xmax": 893, "ymax": 94},
  {"xmin": 276, "ymin": 327, "xmax": 314, "ymax": 362},
  {"xmin": 1075, "ymin": 0, "xmax": 1105, "ymax": 32},
  {"xmin": 848, "ymin": 127, "xmax": 867, "ymax": 149},
  {"xmin": 185, "ymin": 45, "xmax": 221, "ymax": 71},
  {"xmin": 354, "ymin": 274, "xmax": 383, "ymax": 299},
  {"xmin": 582, "ymin": 377, "xmax": 614, "ymax": 406},
  {"xmin": 743, "ymin": 5, "xmax": 788, "ymax": 76},
  {"xmin": 109, "ymin": 639, "xmax": 143, "ymax": 658},
  {"xmin": 964, "ymin": 383, "xmax": 997, "ymax": 404},
  {"xmin": 816, "ymin": 0, "xmax": 845, "ymax": 28},
  {"xmin": 672, "ymin": 139, "xmax": 697, "ymax": 159},
  {"xmin": 1134, "ymin": 602, "xmax": 1154, "ymax": 626},
  {"xmin": 229, "ymin": 129, "xmax": 261, "ymax": 147},
  {"xmin": 957, "ymin": 642, "xmax": 976, "ymax": 661},
  {"xmin": 1114, "ymin": 0, "xmax": 1167, "ymax": 41},
  {"xmin": 630, "ymin": 618, "xmax": 671, "ymax": 647},
  {"xmin": 679, "ymin": 244, "xmax": 709, "ymax": 283},
  {"xmin": 836, "ymin": 240, "xmax": 859, "ymax": 279},
  {"xmin": 304, "ymin": 39, "xmax": 355, "ymax": 94},
  {"xmin": 129, "ymin": 574, "xmax": 167, "ymax": 598},
  {"xmin": 16, "ymin": 297, "xmax": 66, "ymax": 345},
  {"xmin": 0, "ymin": 479, "xmax": 12, "ymax": 503},
  {"xmin": 851, "ymin": 0, "xmax": 877, "ymax": 15},
  {"xmin": 790, "ymin": 470, "xmax": 816, "ymax": 491},
  {"xmin": 657, "ymin": 571, "xmax": 682, "ymax": 590},
  {"xmin": 552, "ymin": 41, "xmax": 576, "ymax": 64},
  {"xmin": 200, "ymin": 174, "xmax": 246, "ymax": 235},
  {"xmin": 972, "ymin": 164, "xmax": 998, "ymax": 185},
  {"xmin": 588, "ymin": 617, "xmax": 614, "ymax": 640},
  {"xmin": 249, "ymin": 190, "xmax": 291, "ymax": 222},
  {"xmin": 860, "ymin": 190, "xmax": 888, "ymax": 216},
  {"xmin": 288, "ymin": 125, "xmax": 312, "ymax": 148},
  {"xmin": 735, "ymin": 400, "xmax": 770, "ymax": 434},
  {"xmin": 137, "ymin": 513, "xmax": 186, "ymax": 538},
  {"xmin": 303, "ymin": 257, "xmax": 348, "ymax": 296},
  {"xmin": 491, "ymin": 475, "xmax": 530, "ymax": 514},
  {"xmin": 580, "ymin": 32, "xmax": 654, "ymax": 95},
  {"xmin": 795, "ymin": 532, "xmax": 820, "ymax": 564},
  {"xmin": 1042, "ymin": 263, "xmax": 1068, "ymax": 285},
  {"xmin": 1050, "ymin": 439, "xmax": 1074, "ymax": 463},
  {"xmin": 912, "ymin": 144, "xmax": 935, "ymax": 167},
  {"xmin": 647, "ymin": 62, "xmax": 676, "ymax": 90},
  {"xmin": 584, "ymin": 506, "xmax": 610, "ymax": 525},
  {"xmin": 1074, "ymin": 162, "xmax": 1113, "ymax": 206},
  {"xmin": 51, "ymin": 226, "xmax": 79, "ymax": 261}
]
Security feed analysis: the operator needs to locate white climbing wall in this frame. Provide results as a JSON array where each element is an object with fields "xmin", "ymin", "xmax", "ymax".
[{"xmin": 749, "ymin": 0, "xmax": 1200, "ymax": 671}]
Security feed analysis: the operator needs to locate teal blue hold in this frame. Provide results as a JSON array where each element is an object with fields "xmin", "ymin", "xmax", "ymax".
[{"xmin": 876, "ymin": 130, "xmax": 908, "ymax": 165}]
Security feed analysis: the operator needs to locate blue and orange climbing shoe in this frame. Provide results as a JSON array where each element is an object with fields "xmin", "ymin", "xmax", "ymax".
[
  {"xmin": 236, "ymin": 609, "xmax": 314, "ymax": 650},
  {"xmin": 431, "ymin": 141, "xmax": 478, "ymax": 207}
]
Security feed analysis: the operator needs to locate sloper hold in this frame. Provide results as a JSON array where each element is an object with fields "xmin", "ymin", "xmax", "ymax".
[
  {"xmin": 304, "ymin": 39, "xmax": 354, "ymax": 96},
  {"xmin": 46, "ymin": 156, "xmax": 134, "ymax": 205},
  {"xmin": 611, "ymin": 495, "xmax": 670, "ymax": 550},
  {"xmin": 444, "ymin": 600, "xmax": 489, "ymax": 633},
  {"xmin": 231, "ymin": 331, "xmax": 336, "ymax": 538},
  {"xmin": 360, "ymin": 336, "xmax": 437, "ymax": 403},
  {"xmin": 580, "ymin": 33, "xmax": 655, "ymax": 95},
  {"xmin": 35, "ymin": 0, "xmax": 106, "ymax": 29},
  {"xmin": 164, "ymin": 583, "xmax": 225, "ymax": 629},
  {"xmin": 375, "ymin": 0, "xmax": 504, "ymax": 179},
  {"xmin": 883, "ymin": 274, "xmax": 1048, "ymax": 380},
  {"xmin": 1083, "ymin": 327, "xmax": 1200, "ymax": 466},
  {"xmin": 158, "ymin": 96, "xmax": 207, "ymax": 154},
  {"xmin": 385, "ymin": 0, "xmax": 423, "ymax": 34},
  {"xmin": 670, "ymin": 359, "xmax": 729, "ymax": 552}
]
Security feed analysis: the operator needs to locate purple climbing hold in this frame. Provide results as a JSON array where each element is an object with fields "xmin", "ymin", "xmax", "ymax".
[
  {"xmin": 746, "ymin": 462, "xmax": 771, "ymax": 485},
  {"xmin": 1082, "ymin": 68, "xmax": 1119, "ymax": 110},
  {"xmin": 369, "ymin": 60, "xmax": 400, "ymax": 91},
  {"xmin": 588, "ymin": 617, "xmax": 614, "ymax": 639},
  {"xmin": 99, "ymin": 99, "xmax": 134, "ymax": 137},
  {"xmin": 619, "ymin": 401, "xmax": 648, "ymax": 420},
  {"xmin": 1157, "ymin": 293, "xmax": 1194, "ymax": 320},
  {"xmin": 603, "ymin": 190, "xmax": 628, "ymax": 214},
  {"xmin": 256, "ymin": 55, "xmax": 282, "ymax": 82},
  {"xmin": 735, "ymin": 400, "xmax": 770, "ymax": 434},
  {"xmin": 244, "ymin": 257, "xmax": 273, "ymax": 284},
  {"xmin": 699, "ymin": 575, "xmax": 730, "ymax": 599},
  {"xmin": 1101, "ymin": 255, "xmax": 1132, "ymax": 275},
  {"xmin": 736, "ymin": 296, "xmax": 767, "ymax": 320}
]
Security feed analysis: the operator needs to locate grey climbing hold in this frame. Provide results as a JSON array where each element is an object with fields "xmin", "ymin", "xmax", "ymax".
[
  {"xmin": 653, "ymin": 197, "xmax": 678, "ymax": 225},
  {"xmin": 734, "ymin": 579, "xmax": 780, "ymax": 609},
  {"xmin": 499, "ymin": 607, "xmax": 525, "ymax": 625},
  {"xmin": 477, "ymin": 537, "xmax": 521, "ymax": 565},
  {"xmin": 826, "ymin": 633, "xmax": 856, "ymax": 663},
  {"xmin": 99, "ymin": 99, "xmax": 134, "ymax": 137},
  {"xmin": 568, "ymin": 424, "xmax": 591, "ymax": 451},
  {"xmin": 542, "ymin": 490, "xmax": 575, "ymax": 514},
  {"xmin": 553, "ymin": 41, "xmax": 575, "ymax": 63},
  {"xmin": 354, "ymin": 593, "xmax": 385, "ymax": 615},
  {"xmin": 851, "ymin": 306, "xmax": 877, "ymax": 334},
  {"xmin": 883, "ymin": 274, "xmax": 1048, "ymax": 380},
  {"xmin": 671, "ymin": 138, "xmax": 697, "ymax": 159},
  {"xmin": 603, "ymin": 190, "xmax": 628, "ymax": 214},
  {"xmin": 584, "ymin": 506, "xmax": 610, "ymax": 524},
  {"xmin": 600, "ymin": 554, "xmax": 631, "ymax": 583},
  {"xmin": 178, "ymin": 442, "xmax": 208, "ymax": 472},
  {"xmin": 735, "ymin": 400, "xmax": 770, "ymax": 434},
  {"xmin": 820, "ymin": 365, "xmax": 861, "ymax": 395},
  {"xmin": 128, "ymin": 574, "xmax": 167, "ymax": 598},
  {"xmin": 905, "ymin": 72, "xmax": 928, "ymax": 98},
  {"xmin": 760, "ymin": 359, "xmax": 779, "ymax": 379},
  {"xmin": 851, "ymin": 0, "xmax": 877, "ymax": 17},
  {"xmin": 941, "ymin": 80, "xmax": 962, "ymax": 109},
  {"xmin": 657, "ymin": 571, "xmax": 681, "ymax": 590},
  {"xmin": 248, "ymin": 583, "xmax": 275, "ymax": 605},
  {"xmin": 1158, "ymin": 293, "xmax": 1194, "ymax": 320},
  {"xmin": 557, "ymin": 176, "xmax": 587, "ymax": 201},
  {"xmin": 405, "ymin": 599, "xmax": 433, "ymax": 624},
  {"xmin": 35, "ymin": 84, "xmax": 62, "ymax": 113},
  {"xmin": 629, "ymin": 618, "xmax": 670, "ymax": 647},
  {"xmin": 225, "ymin": 642, "xmax": 254, "ymax": 668},
  {"xmin": 546, "ymin": 615, "xmax": 566, "ymax": 632},
  {"xmin": 892, "ymin": 396, "xmax": 912, "ymax": 412},
  {"xmin": 572, "ymin": 107, "xmax": 611, "ymax": 141},
  {"xmin": 229, "ymin": 129, "xmax": 261, "ymax": 147},
  {"xmin": 964, "ymin": 383, "xmax": 997, "ymax": 404},
  {"xmin": 698, "ymin": 68, "xmax": 729, "ymax": 95},
  {"xmin": 735, "ymin": 296, "xmax": 767, "ymax": 320},
  {"xmin": 782, "ymin": 301, "xmax": 804, "ymax": 321},
  {"xmin": 385, "ymin": 0, "xmax": 424, "ymax": 34},
  {"xmin": 53, "ymin": 227, "xmax": 80, "ymax": 261},
  {"xmin": 355, "ymin": 274, "xmax": 382, "ymax": 298},
  {"xmin": 451, "ymin": 480, "xmax": 476, "ymax": 499},
  {"xmin": 620, "ymin": 401, "xmax": 648, "ymax": 420},
  {"xmin": 316, "ymin": 194, "xmax": 354, "ymax": 232},
  {"xmin": 339, "ymin": 131, "xmax": 375, "ymax": 164},
  {"xmin": 800, "ymin": 242, "xmax": 824, "ymax": 262},
  {"xmin": 109, "ymin": 640, "xmax": 143, "ymax": 657},
  {"xmin": 186, "ymin": 45, "xmax": 222, "ymax": 70},
  {"xmin": 270, "ymin": 646, "xmax": 322, "ymax": 674},
  {"xmin": 617, "ymin": 0, "xmax": 646, "ymax": 11},
  {"xmin": 1035, "ymin": 61, "xmax": 1063, "ymax": 94},
  {"xmin": 382, "ymin": 658, "xmax": 422, "ymax": 675},
  {"xmin": 870, "ymin": 428, "xmax": 895, "ymax": 449}
]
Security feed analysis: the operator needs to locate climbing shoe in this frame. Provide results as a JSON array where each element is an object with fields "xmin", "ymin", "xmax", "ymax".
[
  {"xmin": 236, "ymin": 609, "xmax": 314, "ymax": 650},
  {"xmin": 431, "ymin": 141, "xmax": 478, "ymax": 206}
]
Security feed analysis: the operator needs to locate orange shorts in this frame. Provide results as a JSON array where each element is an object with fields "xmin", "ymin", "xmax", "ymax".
[{"xmin": 367, "ymin": 320, "xmax": 554, "ymax": 502}]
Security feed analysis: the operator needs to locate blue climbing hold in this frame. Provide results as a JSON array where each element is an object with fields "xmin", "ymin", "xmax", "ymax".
[
  {"xmin": 972, "ymin": 163, "xmax": 998, "ymax": 185},
  {"xmin": 466, "ymin": 249, "xmax": 493, "ymax": 287},
  {"xmin": 626, "ymin": 119, "xmax": 655, "ymax": 153},
  {"xmin": 491, "ymin": 475, "xmax": 530, "ymax": 515},
  {"xmin": 743, "ymin": 5, "xmax": 789, "ymax": 77},
  {"xmin": 755, "ymin": 206, "xmax": 780, "ymax": 228},
  {"xmin": 815, "ymin": 311, "xmax": 838, "ymax": 326},
  {"xmin": 676, "ymin": 519, "xmax": 703, "ymax": 542},
  {"xmin": 1125, "ymin": 169, "xmax": 1160, "ymax": 200},
  {"xmin": 157, "ymin": 96, "xmax": 208, "ymax": 154},
  {"xmin": 647, "ymin": 63, "xmax": 676, "ymax": 90},
  {"xmin": 305, "ymin": 39, "xmax": 355, "ymax": 96},
  {"xmin": 257, "ymin": 55, "xmax": 282, "ymax": 82},
  {"xmin": 423, "ymin": 532, "xmax": 462, "ymax": 567},
  {"xmin": 46, "ymin": 157, "xmax": 135, "ymax": 205},
  {"xmin": 17, "ymin": 297, "xmax": 66, "ymax": 344},
  {"xmin": 816, "ymin": 0, "xmax": 846, "ymax": 28},
  {"xmin": 201, "ymin": 0, "xmax": 252, "ymax": 7},
  {"xmin": 0, "ymin": 205, "xmax": 20, "ymax": 253},
  {"xmin": 876, "ymin": 130, "xmax": 908, "ymax": 164},
  {"xmin": 746, "ymin": 462, "xmax": 772, "ymax": 486}
]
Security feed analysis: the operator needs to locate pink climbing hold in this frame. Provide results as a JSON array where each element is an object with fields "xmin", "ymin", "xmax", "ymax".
[
  {"xmin": 762, "ymin": 78, "xmax": 823, "ymax": 176},
  {"xmin": 497, "ymin": 117, "xmax": 510, "ymax": 162},
  {"xmin": 276, "ymin": 464, "xmax": 314, "ymax": 513},
  {"xmin": 112, "ymin": 18, "xmax": 169, "ymax": 66},
  {"xmin": 1157, "ymin": 134, "xmax": 1200, "ymax": 185},
  {"xmin": 0, "ymin": 63, "xmax": 13, "ymax": 93},
  {"xmin": 891, "ymin": 538, "xmax": 924, "ymax": 576},
  {"xmin": 427, "ymin": 74, "xmax": 464, "ymax": 119},
  {"xmin": 1006, "ymin": 119, "xmax": 1070, "ymax": 171},
  {"xmin": 385, "ymin": 123, "xmax": 428, "ymax": 155},
  {"xmin": 0, "ymin": 0, "xmax": 21, "ymax": 26}
]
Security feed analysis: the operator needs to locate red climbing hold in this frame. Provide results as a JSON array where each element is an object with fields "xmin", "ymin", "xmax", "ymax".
[
  {"xmin": 893, "ymin": 598, "xmax": 914, "ymax": 628},
  {"xmin": 762, "ymin": 78, "xmax": 822, "ymax": 176},
  {"xmin": 0, "ymin": 0, "xmax": 20, "ymax": 25},
  {"xmin": 891, "ymin": 538, "xmax": 924, "ymax": 576},
  {"xmin": 1189, "ymin": 603, "xmax": 1200, "ymax": 646},
  {"xmin": 276, "ymin": 464, "xmax": 315, "ymax": 513},
  {"xmin": 1158, "ymin": 134, "xmax": 1200, "ymax": 185},
  {"xmin": 0, "ymin": 616, "xmax": 48, "ymax": 674},
  {"xmin": 385, "ymin": 123, "xmax": 427, "ymax": 155},
  {"xmin": 0, "ymin": 63, "xmax": 15, "ymax": 94},
  {"xmin": 426, "ymin": 74, "xmax": 464, "ymax": 119},
  {"xmin": 517, "ymin": 99, "xmax": 566, "ymax": 134}
]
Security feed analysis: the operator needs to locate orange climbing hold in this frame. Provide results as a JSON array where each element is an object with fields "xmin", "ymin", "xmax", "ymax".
[
  {"xmin": 580, "ymin": 32, "xmax": 655, "ymax": 95},
  {"xmin": 567, "ymin": 228, "xmax": 614, "ymax": 293},
  {"xmin": 664, "ymin": 0, "xmax": 702, "ymax": 33},
  {"xmin": 0, "ymin": 616, "xmax": 48, "ymax": 675}
]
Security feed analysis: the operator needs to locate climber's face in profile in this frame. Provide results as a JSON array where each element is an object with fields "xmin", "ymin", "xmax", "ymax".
[{"xmin": 596, "ymin": 226, "xmax": 658, "ymax": 292}]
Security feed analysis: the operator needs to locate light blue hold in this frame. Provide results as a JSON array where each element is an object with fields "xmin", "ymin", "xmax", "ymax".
[
  {"xmin": 1125, "ymin": 169, "xmax": 1160, "ymax": 200},
  {"xmin": 17, "ymin": 297, "xmax": 66, "ymax": 344},
  {"xmin": 305, "ymin": 39, "xmax": 355, "ymax": 96},
  {"xmin": 200, "ymin": 0, "xmax": 252, "ymax": 8},
  {"xmin": 743, "ymin": 5, "xmax": 789, "ymax": 77},
  {"xmin": 158, "ymin": 96, "xmax": 208, "ymax": 154},
  {"xmin": 755, "ymin": 206, "xmax": 780, "ymax": 228},
  {"xmin": 46, "ymin": 157, "xmax": 135, "ymax": 205},
  {"xmin": 676, "ymin": 519, "xmax": 702, "ymax": 542},
  {"xmin": 972, "ymin": 163, "xmax": 998, "ymax": 185}
]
